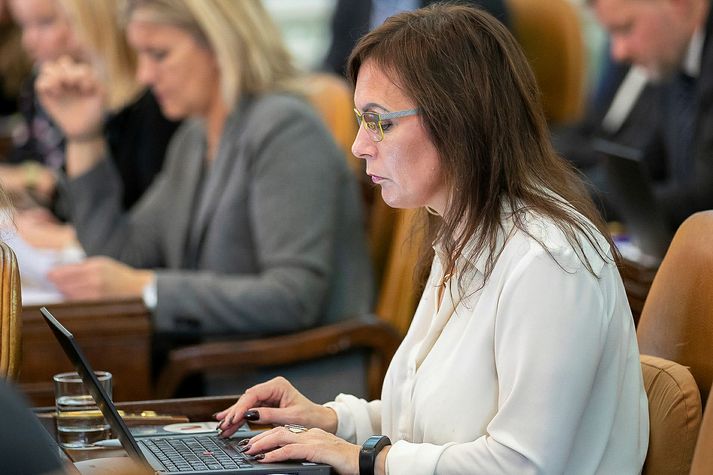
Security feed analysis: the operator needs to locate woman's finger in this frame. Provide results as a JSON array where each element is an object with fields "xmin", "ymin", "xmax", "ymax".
[
  {"xmin": 243, "ymin": 426, "xmax": 304, "ymax": 454},
  {"xmin": 259, "ymin": 443, "xmax": 313, "ymax": 464}
]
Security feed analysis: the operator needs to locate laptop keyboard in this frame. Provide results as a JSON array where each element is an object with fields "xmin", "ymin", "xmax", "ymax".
[{"xmin": 141, "ymin": 435, "xmax": 254, "ymax": 472}]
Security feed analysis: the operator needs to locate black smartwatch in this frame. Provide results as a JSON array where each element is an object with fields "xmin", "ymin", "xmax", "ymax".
[{"xmin": 359, "ymin": 435, "xmax": 392, "ymax": 475}]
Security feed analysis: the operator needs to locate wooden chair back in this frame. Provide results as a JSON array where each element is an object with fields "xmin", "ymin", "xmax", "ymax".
[
  {"xmin": 0, "ymin": 242, "xmax": 22, "ymax": 380},
  {"xmin": 637, "ymin": 211, "xmax": 713, "ymax": 407},
  {"xmin": 372, "ymin": 206, "xmax": 423, "ymax": 336}
]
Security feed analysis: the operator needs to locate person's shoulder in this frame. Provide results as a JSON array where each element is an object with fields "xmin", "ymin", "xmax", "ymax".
[
  {"xmin": 169, "ymin": 118, "xmax": 204, "ymax": 144},
  {"xmin": 249, "ymin": 93, "xmax": 316, "ymax": 120},
  {"xmin": 160, "ymin": 118, "xmax": 204, "ymax": 168},
  {"xmin": 240, "ymin": 93, "xmax": 343, "ymax": 162},
  {"xmin": 503, "ymin": 208, "xmax": 613, "ymax": 275}
]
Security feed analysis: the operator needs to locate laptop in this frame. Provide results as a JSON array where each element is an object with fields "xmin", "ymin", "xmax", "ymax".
[
  {"xmin": 594, "ymin": 138, "xmax": 673, "ymax": 260},
  {"xmin": 40, "ymin": 307, "xmax": 332, "ymax": 475}
]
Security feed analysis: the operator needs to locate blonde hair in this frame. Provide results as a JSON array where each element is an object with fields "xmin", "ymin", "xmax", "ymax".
[
  {"xmin": 121, "ymin": 0, "xmax": 300, "ymax": 108},
  {"xmin": 59, "ymin": 0, "xmax": 141, "ymax": 111}
]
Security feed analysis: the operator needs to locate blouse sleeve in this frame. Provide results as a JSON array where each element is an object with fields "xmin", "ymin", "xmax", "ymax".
[{"xmin": 324, "ymin": 394, "xmax": 382, "ymax": 444}]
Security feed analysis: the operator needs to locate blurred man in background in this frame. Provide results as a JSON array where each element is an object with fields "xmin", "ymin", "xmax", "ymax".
[{"xmin": 590, "ymin": 0, "xmax": 713, "ymax": 228}]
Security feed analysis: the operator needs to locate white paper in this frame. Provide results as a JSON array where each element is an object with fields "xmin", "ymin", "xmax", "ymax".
[{"xmin": 1, "ymin": 217, "xmax": 85, "ymax": 305}]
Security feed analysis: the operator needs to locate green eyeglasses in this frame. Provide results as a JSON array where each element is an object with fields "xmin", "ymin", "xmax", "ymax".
[{"xmin": 354, "ymin": 108, "xmax": 419, "ymax": 142}]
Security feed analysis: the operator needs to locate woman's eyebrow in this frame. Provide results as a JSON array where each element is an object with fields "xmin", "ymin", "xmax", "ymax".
[{"xmin": 359, "ymin": 102, "xmax": 389, "ymax": 112}]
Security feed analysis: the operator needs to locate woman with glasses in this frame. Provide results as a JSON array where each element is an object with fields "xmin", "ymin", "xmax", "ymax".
[
  {"xmin": 32, "ymin": 0, "xmax": 372, "ymax": 393},
  {"xmin": 216, "ymin": 5, "xmax": 648, "ymax": 474}
]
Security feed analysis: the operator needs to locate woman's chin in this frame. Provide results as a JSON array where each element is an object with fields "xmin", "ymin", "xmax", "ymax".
[
  {"xmin": 380, "ymin": 191, "xmax": 409, "ymax": 210},
  {"xmin": 155, "ymin": 101, "xmax": 186, "ymax": 121}
]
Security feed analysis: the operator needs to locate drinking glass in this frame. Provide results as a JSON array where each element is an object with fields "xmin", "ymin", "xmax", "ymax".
[{"xmin": 53, "ymin": 371, "xmax": 112, "ymax": 448}]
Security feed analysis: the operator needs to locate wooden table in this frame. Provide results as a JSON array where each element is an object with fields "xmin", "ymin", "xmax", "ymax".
[
  {"xmin": 19, "ymin": 298, "xmax": 154, "ymax": 406},
  {"xmin": 35, "ymin": 394, "xmax": 239, "ymax": 437}
]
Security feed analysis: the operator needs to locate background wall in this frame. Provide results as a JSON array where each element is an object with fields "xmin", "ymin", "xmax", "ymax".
[{"xmin": 263, "ymin": 0, "xmax": 337, "ymax": 70}]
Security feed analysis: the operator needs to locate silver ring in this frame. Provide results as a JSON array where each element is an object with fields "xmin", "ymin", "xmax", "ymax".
[{"xmin": 284, "ymin": 424, "xmax": 308, "ymax": 434}]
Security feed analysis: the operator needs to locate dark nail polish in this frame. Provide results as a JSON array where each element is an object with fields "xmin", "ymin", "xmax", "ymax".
[
  {"xmin": 237, "ymin": 438, "xmax": 250, "ymax": 447},
  {"xmin": 239, "ymin": 444, "xmax": 252, "ymax": 453},
  {"xmin": 244, "ymin": 410, "xmax": 260, "ymax": 421},
  {"xmin": 251, "ymin": 453, "xmax": 265, "ymax": 461}
]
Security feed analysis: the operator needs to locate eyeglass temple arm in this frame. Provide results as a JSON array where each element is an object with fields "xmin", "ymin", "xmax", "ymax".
[{"xmin": 379, "ymin": 109, "xmax": 419, "ymax": 119}]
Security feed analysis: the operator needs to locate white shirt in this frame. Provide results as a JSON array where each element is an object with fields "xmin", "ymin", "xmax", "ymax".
[
  {"xmin": 683, "ymin": 26, "xmax": 705, "ymax": 78},
  {"xmin": 326, "ymin": 210, "xmax": 648, "ymax": 474}
]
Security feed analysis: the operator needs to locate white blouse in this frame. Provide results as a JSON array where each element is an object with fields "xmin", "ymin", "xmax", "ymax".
[{"xmin": 326, "ymin": 212, "xmax": 648, "ymax": 474}]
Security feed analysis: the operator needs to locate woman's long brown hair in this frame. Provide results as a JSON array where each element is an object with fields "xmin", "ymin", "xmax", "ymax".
[{"xmin": 347, "ymin": 4, "xmax": 617, "ymax": 293}]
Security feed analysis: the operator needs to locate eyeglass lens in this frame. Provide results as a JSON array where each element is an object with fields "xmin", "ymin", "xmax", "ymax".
[{"xmin": 356, "ymin": 111, "xmax": 384, "ymax": 141}]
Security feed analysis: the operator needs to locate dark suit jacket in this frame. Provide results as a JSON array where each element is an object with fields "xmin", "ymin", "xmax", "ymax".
[
  {"xmin": 553, "ymin": 61, "xmax": 664, "ymax": 172},
  {"xmin": 652, "ymin": 7, "xmax": 713, "ymax": 228},
  {"xmin": 0, "ymin": 380, "xmax": 63, "ymax": 474},
  {"xmin": 556, "ymin": 9, "xmax": 713, "ymax": 230},
  {"xmin": 323, "ymin": 0, "xmax": 511, "ymax": 75}
]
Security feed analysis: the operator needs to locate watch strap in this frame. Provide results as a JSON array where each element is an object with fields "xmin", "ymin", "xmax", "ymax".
[{"xmin": 359, "ymin": 435, "xmax": 391, "ymax": 475}]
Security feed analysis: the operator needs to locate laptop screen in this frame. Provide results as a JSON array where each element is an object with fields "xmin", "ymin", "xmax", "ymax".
[
  {"xmin": 593, "ymin": 138, "xmax": 672, "ymax": 259},
  {"xmin": 40, "ymin": 306, "xmax": 333, "ymax": 474},
  {"xmin": 40, "ymin": 307, "xmax": 149, "ymax": 465}
]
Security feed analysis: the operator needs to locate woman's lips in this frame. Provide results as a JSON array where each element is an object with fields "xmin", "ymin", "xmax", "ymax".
[{"xmin": 369, "ymin": 174, "xmax": 385, "ymax": 183}]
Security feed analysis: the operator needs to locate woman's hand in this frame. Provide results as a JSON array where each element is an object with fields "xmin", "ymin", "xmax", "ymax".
[
  {"xmin": 0, "ymin": 164, "xmax": 57, "ymax": 207},
  {"xmin": 215, "ymin": 377, "xmax": 338, "ymax": 438},
  {"xmin": 35, "ymin": 56, "xmax": 105, "ymax": 141},
  {"xmin": 47, "ymin": 256, "xmax": 154, "ymax": 301},
  {"xmin": 36, "ymin": 56, "xmax": 109, "ymax": 177},
  {"xmin": 15, "ymin": 209, "xmax": 77, "ymax": 250},
  {"xmin": 241, "ymin": 425, "xmax": 361, "ymax": 475}
]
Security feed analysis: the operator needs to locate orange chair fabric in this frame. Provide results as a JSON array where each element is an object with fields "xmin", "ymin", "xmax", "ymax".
[
  {"xmin": 691, "ymin": 381, "xmax": 713, "ymax": 474},
  {"xmin": 374, "ymin": 207, "xmax": 423, "ymax": 336},
  {"xmin": 507, "ymin": 0, "xmax": 585, "ymax": 124},
  {"xmin": 641, "ymin": 354, "xmax": 702, "ymax": 475},
  {"xmin": 637, "ymin": 211, "xmax": 713, "ymax": 406},
  {"xmin": 302, "ymin": 73, "xmax": 361, "ymax": 178}
]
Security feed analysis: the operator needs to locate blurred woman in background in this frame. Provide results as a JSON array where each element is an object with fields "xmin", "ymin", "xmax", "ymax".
[
  {"xmin": 35, "ymin": 0, "xmax": 372, "ymax": 397},
  {"xmin": 4, "ymin": 0, "xmax": 177, "ymax": 237},
  {"xmin": 1, "ymin": 0, "xmax": 82, "ymax": 207}
]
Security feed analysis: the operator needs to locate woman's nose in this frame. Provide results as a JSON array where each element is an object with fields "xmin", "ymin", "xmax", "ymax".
[
  {"xmin": 351, "ymin": 124, "xmax": 375, "ymax": 160},
  {"xmin": 135, "ymin": 57, "xmax": 156, "ymax": 86}
]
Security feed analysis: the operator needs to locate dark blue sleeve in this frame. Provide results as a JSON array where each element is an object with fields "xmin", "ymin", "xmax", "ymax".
[{"xmin": 0, "ymin": 380, "xmax": 64, "ymax": 475}]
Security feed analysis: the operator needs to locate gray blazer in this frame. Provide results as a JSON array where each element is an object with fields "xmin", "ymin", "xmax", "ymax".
[{"xmin": 66, "ymin": 94, "xmax": 373, "ymax": 335}]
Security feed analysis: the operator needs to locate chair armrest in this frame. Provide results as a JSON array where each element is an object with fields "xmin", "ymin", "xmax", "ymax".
[{"xmin": 155, "ymin": 315, "xmax": 401, "ymax": 400}]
